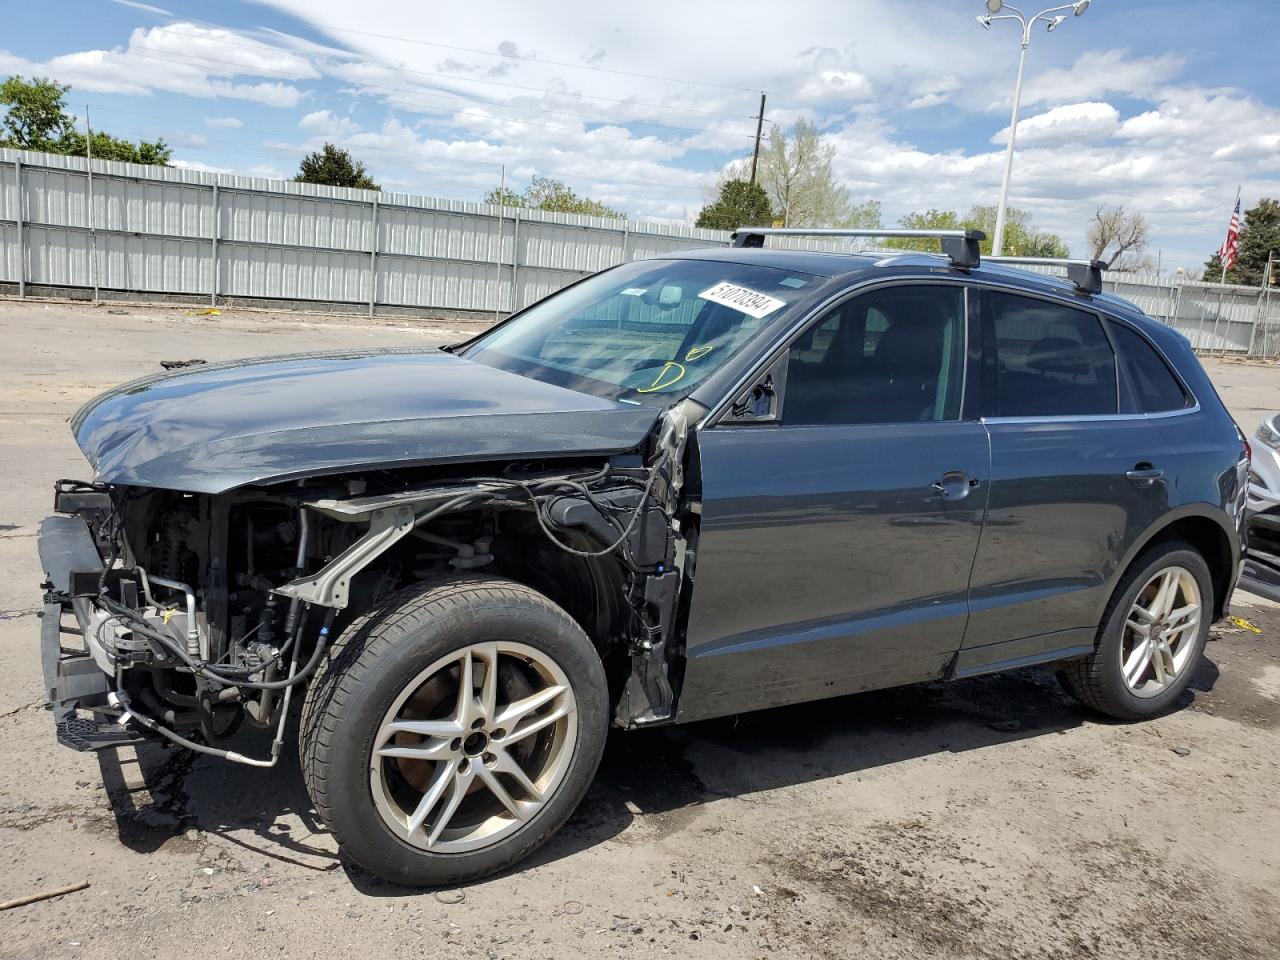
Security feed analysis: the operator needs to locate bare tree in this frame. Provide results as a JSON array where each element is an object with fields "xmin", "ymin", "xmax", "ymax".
[
  {"xmin": 1088, "ymin": 205, "xmax": 1150, "ymax": 270},
  {"xmin": 722, "ymin": 119, "xmax": 851, "ymax": 227}
]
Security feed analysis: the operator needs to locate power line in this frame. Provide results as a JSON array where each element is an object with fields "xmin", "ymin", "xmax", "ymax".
[
  {"xmin": 112, "ymin": 47, "xmax": 760, "ymax": 144},
  {"xmin": 145, "ymin": 24, "xmax": 758, "ymax": 123},
  {"xmin": 230, "ymin": 20, "xmax": 758, "ymax": 95}
]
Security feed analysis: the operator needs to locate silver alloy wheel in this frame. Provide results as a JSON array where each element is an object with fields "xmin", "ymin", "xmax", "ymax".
[
  {"xmin": 1120, "ymin": 565, "xmax": 1202, "ymax": 698},
  {"xmin": 370, "ymin": 641, "xmax": 577, "ymax": 853}
]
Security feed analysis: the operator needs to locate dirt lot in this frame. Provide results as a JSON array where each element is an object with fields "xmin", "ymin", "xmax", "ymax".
[{"xmin": 1, "ymin": 298, "xmax": 1278, "ymax": 960}]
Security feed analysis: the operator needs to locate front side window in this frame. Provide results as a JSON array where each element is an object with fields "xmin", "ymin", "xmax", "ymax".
[
  {"xmin": 1108, "ymin": 321, "xmax": 1191, "ymax": 413},
  {"xmin": 784, "ymin": 285, "xmax": 966, "ymax": 425},
  {"xmin": 981, "ymin": 291, "xmax": 1117, "ymax": 417},
  {"xmin": 463, "ymin": 259, "xmax": 818, "ymax": 405}
]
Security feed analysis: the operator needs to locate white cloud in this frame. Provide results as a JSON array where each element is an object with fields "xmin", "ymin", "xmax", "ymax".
[
  {"xmin": 1018, "ymin": 49, "xmax": 1185, "ymax": 108},
  {"xmin": 110, "ymin": 0, "xmax": 173, "ymax": 15},
  {"xmin": 298, "ymin": 109, "xmax": 361, "ymax": 138},
  {"xmin": 0, "ymin": 23, "xmax": 314, "ymax": 107},
  {"xmin": 797, "ymin": 70, "xmax": 873, "ymax": 103},
  {"xmin": 205, "ymin": 116, "xmax": 244, "ymax": 129},
  {"xmin": 993, "ymin": 102, "xmax": 1121, "ymax": 146}
]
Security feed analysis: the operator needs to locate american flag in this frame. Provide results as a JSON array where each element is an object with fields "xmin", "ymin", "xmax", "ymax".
[{"xmin": 1220, "ymin": 197, "xmax": 1241, "ymax": 272}]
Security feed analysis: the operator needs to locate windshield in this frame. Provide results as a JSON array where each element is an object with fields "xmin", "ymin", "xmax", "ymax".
[{"xmin": 463, "ymin": 258, "xmax": 818, "ymax": 405}]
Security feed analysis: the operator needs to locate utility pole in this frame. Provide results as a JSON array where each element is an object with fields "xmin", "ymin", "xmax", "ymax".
[{"xmin": 749, "ymin": 93, "xmax": 766, "ymax": 185}]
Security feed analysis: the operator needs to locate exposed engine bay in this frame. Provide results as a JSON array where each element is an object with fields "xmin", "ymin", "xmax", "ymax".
[{"xmin": 41, "ymin": 401, "xmax": 704, "ymax": 764}]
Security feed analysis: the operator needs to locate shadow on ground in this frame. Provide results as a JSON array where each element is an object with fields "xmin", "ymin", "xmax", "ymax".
[{"xmin": 94, "ymin": 655, "xmax": 1221, "ymax": 893}]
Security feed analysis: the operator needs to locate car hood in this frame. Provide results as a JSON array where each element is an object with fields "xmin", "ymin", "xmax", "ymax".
[{"xmin": 72, "ymin": 348, "xmax": 660, "ymax": 494}]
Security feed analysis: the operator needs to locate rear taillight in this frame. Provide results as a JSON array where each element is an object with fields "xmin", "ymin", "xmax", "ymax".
[{"xmin": 1238, "ymin": 425, "xmax": 1252, "ymax": 463}]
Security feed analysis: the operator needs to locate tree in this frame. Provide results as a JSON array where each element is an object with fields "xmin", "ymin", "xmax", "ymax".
[
  {"xmin": 1088, "ymin": 205, "xmax": 1149, "ymax": 269},
  {"xmin": 484, "ymin": 175, "xmax": 625, "ymax": 218},
  {"xmin": 841, "ymin": 199, "xmax": 882, "ymax": 230},
  {"xmin": 294, "ymin": 143, "xmax": 380, "ymax": 190},
  {"xmin": 733, "ymin": 119, "xmax": 850, "ymax": 227},
  {"xmin": 0, "ymin": 75, "xmax": 74, "ymax": 150},
  {"xmin": 1205, "ymin": 198, "xmax": 1280, "ymax": 286},
  {"xmin": 883, "ymin": 206, "xmax": 1068, "ymax": 257},
  {"xmin": 0, "ymin": 75, "xmax": 169, "ymax": 164},
  {"xmin": 695, "ymin": 179, "xmax": 773, "ymax": 230}
]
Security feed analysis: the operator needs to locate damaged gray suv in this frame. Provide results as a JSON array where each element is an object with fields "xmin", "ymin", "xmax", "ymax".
[{"xmin": 38, "ymin": 228, "xmax": 1248, "ymax": 886}]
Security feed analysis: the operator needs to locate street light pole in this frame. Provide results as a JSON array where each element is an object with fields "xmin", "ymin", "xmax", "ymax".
[
  {"xmin": 992, "ymin": 32, "xmax": 1029, "ymax": 257},
  {"xmin": 979, "ymin": 0, "xmax": 1092, "ymax": 256}
]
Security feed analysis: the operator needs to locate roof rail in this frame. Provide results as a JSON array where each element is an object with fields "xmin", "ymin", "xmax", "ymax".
[
  {"xmin": 984, "ymin": 256, "xmax": 1108, "ymax": 295},
  {"xmin": 729, "ymin": 227, "xmax": 986, "ymax": 270}
]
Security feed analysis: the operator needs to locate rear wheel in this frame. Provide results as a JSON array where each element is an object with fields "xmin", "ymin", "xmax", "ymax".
[
  {"xmin": 1059, "ymin": 540, "xmax": 1212, "ymax": 720},
  {"xmin": 300, "ymin": 577, "xmax": 608, "ymax": 886}
]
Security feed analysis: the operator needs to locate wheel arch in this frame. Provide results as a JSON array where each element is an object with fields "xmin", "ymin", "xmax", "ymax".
[{"xmin": 1110, "ymin": 505, "xmax": 1239, "ymax": 623}]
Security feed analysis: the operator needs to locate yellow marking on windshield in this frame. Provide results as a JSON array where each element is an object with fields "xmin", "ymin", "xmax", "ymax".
[
  {"xmin": 684, "ymin": 344, "xmax": 715, "ymax": 361},
  {"xmin": 636, "ymin": 361, "xmax": 687, "ymax": 393}
]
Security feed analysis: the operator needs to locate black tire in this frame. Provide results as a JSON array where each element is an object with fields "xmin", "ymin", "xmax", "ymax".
[
  {"xmin": 1058, "ymin": 539, "xmax": 1213, "ymax": 720},
  {"xmin": 299, "ymin": 576, "xmax": 608, "ymax": 886}
]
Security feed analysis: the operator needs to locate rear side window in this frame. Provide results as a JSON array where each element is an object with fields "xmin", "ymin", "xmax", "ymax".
[
  {"xmin": 981, "ymin": 292, "xmax": 1117, "ymax": 417},
  {"xmin": 1108, "ymin": 322, "xmax": 1191, "ymax": 413}
]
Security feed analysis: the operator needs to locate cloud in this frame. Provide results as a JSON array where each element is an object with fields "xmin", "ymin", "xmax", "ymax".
[
  {"xmin": 298, "ymin": 109, "xmax": 361, "ymax": 138},
  {"xmin": 205, "ymin": 116, "xmax": 244, "ymax": 129},
  {"xmin": 1, "ymin": 23, "xmax": 314, "ymax": 106},
  {"xmin": 110, "ymin": 0, "xmax": 173, "ymax": 15},
  {"xmin": 992, "ymin": 102, "xmax": 1121, "ymax": 146},
  {"xmin": 797, "ymin": 70, "xmax": 873, "ymax": 103},
  {"xmin": 1018, "ymin": 49, "xmax": 1185, "ymax": 107}
]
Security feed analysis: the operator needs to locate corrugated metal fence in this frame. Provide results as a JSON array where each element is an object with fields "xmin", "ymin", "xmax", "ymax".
[{"xmin": 2, "ymin": 148, "xmax": 1278, "ymax": 355}]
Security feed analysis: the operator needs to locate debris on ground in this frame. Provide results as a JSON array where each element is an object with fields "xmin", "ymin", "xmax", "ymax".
[
  {"xmin": 1171, "ymin": 746, "xmax": 1192, "ymax": 757},
  {"xmin": 0, "ymin": 881, "xmax": 90, "ymax": 911},
  {"xmin": 160, "ymin": 358, "xmax": 208, "ymax": 370},
  {"xmin": 1226, "ymin": 615, "xmax": 1263, "ymax": 635},
  {"xmin": 435, "ymin": 889, "xmax": 466, "ymax": 905}
]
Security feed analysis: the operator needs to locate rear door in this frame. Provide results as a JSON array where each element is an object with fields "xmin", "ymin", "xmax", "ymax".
[
  {"xmin": 677, "ymin": 282, "xmax": 990, "ymax": 722},
  {"xmin": 959, "ymin": 289, "xmax": 1177, "ymax": 672}
]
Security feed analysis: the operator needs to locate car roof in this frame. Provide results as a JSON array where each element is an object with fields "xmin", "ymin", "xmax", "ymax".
[{"xmin": 657, "ymin": 246, "xmax": 1159, "ymax": 327}]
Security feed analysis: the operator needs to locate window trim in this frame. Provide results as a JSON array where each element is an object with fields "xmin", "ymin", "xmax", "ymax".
[{"xmin": 702, "ymin": 277, "xmax": 972, "ymax": 429}]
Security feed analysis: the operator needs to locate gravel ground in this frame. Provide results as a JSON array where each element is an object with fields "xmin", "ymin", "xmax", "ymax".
[{"xmin": 1, "ymin": 298, "xmax": 1278, "ymax": 960}]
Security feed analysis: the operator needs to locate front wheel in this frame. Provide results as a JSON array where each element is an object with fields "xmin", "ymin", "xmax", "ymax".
[
  {"xmin": 1059, "ymin": 540, "xmax": 1212, "ymax": 720},
  {"xmin": 300, "ymin": 577, "xmax": 609, "ymax": 886}
]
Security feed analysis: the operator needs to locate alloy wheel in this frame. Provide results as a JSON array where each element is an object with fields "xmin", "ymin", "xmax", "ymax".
[
  {"xmin": 370, "ymin": 642, "xmax": 577, "ymax": 853},
  {"xmin": 1120, "ymin": 565, "xmax": 1202, "ymax": 698}
]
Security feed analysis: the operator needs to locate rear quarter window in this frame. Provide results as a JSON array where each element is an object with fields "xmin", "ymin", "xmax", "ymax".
[{"xmin": 1107, "ymin": 321, "xmax": 1192, "ymax": 413}]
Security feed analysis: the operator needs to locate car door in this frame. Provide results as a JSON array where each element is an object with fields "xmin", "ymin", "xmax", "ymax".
[
  {"xmin": 676, "ymin": 281, "xmax": 990, "ymax": 723},
  {"xmin": 957, "ymin": 288, "xmax": 1177, "ymax": 673}
]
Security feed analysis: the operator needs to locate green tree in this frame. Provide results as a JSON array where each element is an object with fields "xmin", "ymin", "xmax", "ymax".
[
  {"xmin": 840, "ymin": 199, "xmax": 882, "ymax": 230},
  {"xmin": 0, "ymin": 75, "xmax": 169, "ymax": 164},
  {"xmin": 695, "ymin": 179, "xmax": 773, "ymax": 230},
  {"xmin": 485, "ymin": 175, "xmax": 625, "ymax": 218},
  {"xmin": 883, "ymin": 206, "xmax": 1068, "ymax": 257},
  {"xmin": 1205, "ymin": 198, "xmax": 1280, "ymax": 286},
  {"xmin": 0, "ymin": 75, "xmax": 74, "ymax": 150},
  {"xmin": 294, "ymin": 143, "xmax": 380, "ymax": 190}
]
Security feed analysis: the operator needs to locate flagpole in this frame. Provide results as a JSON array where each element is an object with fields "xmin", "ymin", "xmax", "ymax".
[{"xmin": 1221, "ymin": 185, "xmax": 1240, "ymax": 284}]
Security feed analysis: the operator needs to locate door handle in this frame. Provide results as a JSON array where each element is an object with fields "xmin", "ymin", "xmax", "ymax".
[
  {"xmin": 1126, "ymin": 464, "xmax": 1164, "ymax": 486},
  {"xmin": 931, "ymin": 472, "xmax": 981, "ymax": 500}
]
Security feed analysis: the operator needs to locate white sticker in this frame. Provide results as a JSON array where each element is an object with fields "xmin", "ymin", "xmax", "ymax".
[
  {"xmin": 620, "ymin": 287, "xmax": 646, "ymax": 296},
  {"xmin": 698, "ymin": 281, "xmax": 786, "ymax": 319}
]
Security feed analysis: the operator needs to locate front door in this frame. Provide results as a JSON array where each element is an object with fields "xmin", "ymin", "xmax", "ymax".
[{"xmin": 676, "ymin": 282, "xmax": 989, "ymax": 723}]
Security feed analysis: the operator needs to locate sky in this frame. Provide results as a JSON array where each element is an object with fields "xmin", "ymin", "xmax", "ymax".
[{"xmin": 2, "ymin": 0, "xmax": 1277, "ymax": 271}]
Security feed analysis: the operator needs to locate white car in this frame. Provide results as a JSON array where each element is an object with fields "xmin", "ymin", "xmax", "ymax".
[{"xmin": 1242, "ymin": 414, "xmax": 1280, "ymax": 601}]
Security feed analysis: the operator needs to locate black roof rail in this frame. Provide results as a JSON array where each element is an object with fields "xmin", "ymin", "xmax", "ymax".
[
  {"xmin": 984, "ymin": 256, "xmax": 1108, "ymax": 295},
  {"xmin": 729, "ymin": 227, "xmax": 986, "ymax": 270}
]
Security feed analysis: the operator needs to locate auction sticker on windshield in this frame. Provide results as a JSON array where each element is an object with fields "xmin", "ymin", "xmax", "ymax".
[{"xmin": 698, "ymin": 281, "xmax": 786, "ymax": 319}]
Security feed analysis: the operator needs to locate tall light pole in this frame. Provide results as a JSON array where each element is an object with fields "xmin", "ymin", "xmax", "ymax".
[{"xmin": 978, "ymin": 0, "xmax": 1092, "ymax": 255}]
